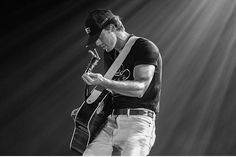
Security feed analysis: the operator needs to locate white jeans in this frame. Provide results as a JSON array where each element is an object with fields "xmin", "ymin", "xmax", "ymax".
[{"xmin": 83, "ymin": 112, "xmax": 156, "ymax": 156}]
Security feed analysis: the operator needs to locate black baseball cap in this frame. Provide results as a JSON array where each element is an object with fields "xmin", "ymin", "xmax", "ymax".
[{"xmin": 85, "ymin": 9, "xmax": 116, "ymax": 47}]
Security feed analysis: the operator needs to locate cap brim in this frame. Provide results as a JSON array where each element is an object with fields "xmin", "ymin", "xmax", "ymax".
[{"xmin": 86, "ymin": 33, "xmax": 101, "ymax": 47}]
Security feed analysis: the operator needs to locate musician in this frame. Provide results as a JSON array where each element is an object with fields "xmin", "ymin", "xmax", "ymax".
[{"xmin": 81, "ymin": 9, "xmax": 162, "ymax": 156}]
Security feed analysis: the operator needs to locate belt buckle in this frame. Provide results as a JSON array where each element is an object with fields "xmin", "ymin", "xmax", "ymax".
[
  {"xmin": 149, "ymin": 111, "xmax": 155, "ymax": 119},
  {"xmin": 143, "ymin": 110, "xmax": 153, "ymax": 118},
  {"xmin": 143, "ymin": 111, "xmax": 148, "ymax": 117}
]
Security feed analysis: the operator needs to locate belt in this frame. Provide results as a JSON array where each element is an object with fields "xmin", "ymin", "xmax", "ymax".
[{"xmin": 113, "ymin": 108, "xmax": 155, "ymax": 119}]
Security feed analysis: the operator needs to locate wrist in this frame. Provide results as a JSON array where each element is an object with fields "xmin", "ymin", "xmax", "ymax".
[{"xmin": 100, "ymin": 77, "xmax": 111, "ymax": 88}]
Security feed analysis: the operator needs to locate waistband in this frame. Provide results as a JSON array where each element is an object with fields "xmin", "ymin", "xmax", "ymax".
[{"xmin": 112, "ymin": 108, "xmax": 155, "ymax": 119}]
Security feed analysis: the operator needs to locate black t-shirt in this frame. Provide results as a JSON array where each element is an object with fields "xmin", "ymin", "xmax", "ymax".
[{"xmin": 103, "ymin": 37, "xmax": 162, "ymax": 113}]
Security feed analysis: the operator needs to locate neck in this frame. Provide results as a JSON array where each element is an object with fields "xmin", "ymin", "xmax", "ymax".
[{"xmin": 115, "ymin": 32, "xmax": 130, "ymax": 52}]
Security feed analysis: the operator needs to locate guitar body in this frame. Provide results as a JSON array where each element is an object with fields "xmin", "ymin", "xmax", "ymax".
[{"xmin": 70, "ymin": 89, "xmax": 110, "ymax": 154}]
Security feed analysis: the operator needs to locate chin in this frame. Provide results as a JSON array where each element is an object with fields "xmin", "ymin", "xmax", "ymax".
[{"xmin": 106, "ymin": 48, "xmax": 113, "ymax": 52}]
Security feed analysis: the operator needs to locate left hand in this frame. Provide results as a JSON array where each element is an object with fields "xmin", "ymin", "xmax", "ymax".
[
  {"xmin": 71, "ymin": 108, "xmax": 79, "ymax": 120},
  {"xmin": 81, "ymin": 72, "xmax": 104, "ymax": 86}
]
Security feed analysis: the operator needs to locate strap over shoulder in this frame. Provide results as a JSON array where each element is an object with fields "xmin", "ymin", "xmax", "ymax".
[{"xmin": 104, "ymin": 36, "xmax": 139, "ymax": 79}]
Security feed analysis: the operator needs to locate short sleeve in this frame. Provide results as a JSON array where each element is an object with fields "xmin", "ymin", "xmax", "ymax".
[{"xmin": 133, "ymin": 38, "xmax": 160, "ymax": 67}]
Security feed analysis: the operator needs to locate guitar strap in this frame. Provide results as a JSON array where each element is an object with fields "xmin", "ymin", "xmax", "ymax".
[
  {"xmin": 104, "ymin": 35, "xmax": 139, "ymax": 79},
  {"xmin": 86, "ymin": 35, "xmax": 139, "ymax": 104}
]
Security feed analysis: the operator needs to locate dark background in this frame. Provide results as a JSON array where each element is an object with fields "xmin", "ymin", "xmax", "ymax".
[{"xmin": 1, "ymin": 0, "xmax": 236, "ymax": 155}]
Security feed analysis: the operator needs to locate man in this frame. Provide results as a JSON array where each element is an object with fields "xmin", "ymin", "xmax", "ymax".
[{"xmin": 81, "ymin": 9, "xmax": 162, "ymax": 156}]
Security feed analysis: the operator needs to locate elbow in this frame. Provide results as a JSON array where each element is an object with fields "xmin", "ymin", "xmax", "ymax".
[
  {"xmin": 137, "ymin": 93, "xmax": 144, "ymax": 98},
  {"xmin": 137, "ymin": 82, "xmax": 150, "ymax": 98},
  {"xmin": 137, "ymin": 88, "xmax": 147, "ymax": 98}
]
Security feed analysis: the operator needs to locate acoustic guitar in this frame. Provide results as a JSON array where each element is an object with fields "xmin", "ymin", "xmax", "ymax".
[
  {"xmin": 70, "ymin": 36, "xmax": 138, "ymax": 154},
  {"xmin": 70, "ymin": 49, "xmax": 110, "ymax": 154}
]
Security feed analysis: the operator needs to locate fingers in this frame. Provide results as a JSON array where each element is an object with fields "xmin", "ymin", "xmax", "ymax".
[
  {"xmin": 86, "ymin": 72, "xmax": 98, "ymax": 78},
  {"xmin": 71, "ymin": 108, "xmax": 79, "ymax": 117},
  {"xmin": 82, "ymin": 72, "xmax": 104, "ymax": 86},
  {"xmin": 82, "ymin": 73, "xmax": 93, "ymax": 85}
]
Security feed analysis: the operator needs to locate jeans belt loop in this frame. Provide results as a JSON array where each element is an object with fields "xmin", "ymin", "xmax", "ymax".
[
  {"xmin": 112, "ymin": 109, "xmax": 116, "ymax": 117},
  {"xmin": 127, "ymin": 108, "xmax": 130, "ymax": 117}
]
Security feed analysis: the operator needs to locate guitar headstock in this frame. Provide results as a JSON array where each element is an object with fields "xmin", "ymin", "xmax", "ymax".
[
  {"xmin": 88, "ymin": 48, "xmax": 100, "ymax": 60},
  {"xmin": 85, "ymin": 48, "xmax": 100, "ymax": 73}
]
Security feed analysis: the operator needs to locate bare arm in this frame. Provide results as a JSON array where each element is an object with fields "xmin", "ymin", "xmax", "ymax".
[{"xmin": 82, "ymin": 64, "xmax": 155, "ymax": 98}]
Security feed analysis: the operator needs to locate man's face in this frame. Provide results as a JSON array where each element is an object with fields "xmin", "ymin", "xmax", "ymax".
[{"xmin": 95, "ymin": 29, "xmax": 116, "ymax": 52}]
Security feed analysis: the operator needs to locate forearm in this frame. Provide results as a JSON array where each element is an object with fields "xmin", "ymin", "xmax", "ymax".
[
  {"xmin": 82, "ymin": 64, "xmax": 155, "ymax": 98},
  {"xmin": 101, "ymin": 78, "xmax": 147, "ymax": 98}
]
